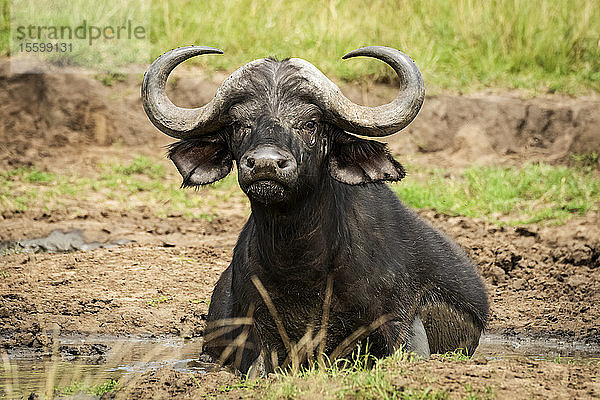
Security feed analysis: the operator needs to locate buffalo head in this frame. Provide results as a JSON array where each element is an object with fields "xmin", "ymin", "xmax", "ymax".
[{"xmin": 142, "ymin": 46, "xmax": 424, "ymax": 206}]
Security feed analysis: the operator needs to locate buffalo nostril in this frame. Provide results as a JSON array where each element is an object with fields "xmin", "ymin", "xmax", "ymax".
[
  {"xmin": 246, "ymin": 157, "xmax": 256, "ymax": 168},
  {"xmin": 277, "ymin": 159, "xmax": 290, "ymax": 169}
]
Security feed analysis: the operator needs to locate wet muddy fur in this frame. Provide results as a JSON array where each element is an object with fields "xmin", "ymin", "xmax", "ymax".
[{"xmin": 204, "ymin": 180, "xmax": 489, "ymax": 373}]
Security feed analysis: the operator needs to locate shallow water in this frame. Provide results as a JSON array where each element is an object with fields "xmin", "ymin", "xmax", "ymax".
[
  {"xmin": 1, "ymin": 333, "xmax": 599, "ymax": 398},
  {"xmin": 479, "ymin": 333, "xmax": 600, "ymax": 361},
  {"xmin": 1, "ymin": 335, "xmax": 213, "ymax": 398}
]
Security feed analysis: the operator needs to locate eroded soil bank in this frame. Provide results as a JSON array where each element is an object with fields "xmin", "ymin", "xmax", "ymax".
[{"xmin": 1, "ymin": 58, "xmax": 600, "ymax": 171}]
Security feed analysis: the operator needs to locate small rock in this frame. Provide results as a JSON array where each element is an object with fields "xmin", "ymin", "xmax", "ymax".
[
  {"xmin": 484, "ymin": 265, "xmax": 506, "ymax": 284},
  {"xmin": 515, "ymin": 226, "xmax": 538, "ymax": 237},
  {"xmin": 155, "ymin": 224, "xmax": 172, "ymax": 235}
]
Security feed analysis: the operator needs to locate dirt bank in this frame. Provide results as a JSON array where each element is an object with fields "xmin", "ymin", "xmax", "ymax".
[{"xmin": 1, "ymin": 59, "xmax": 599, "ymax": 170}]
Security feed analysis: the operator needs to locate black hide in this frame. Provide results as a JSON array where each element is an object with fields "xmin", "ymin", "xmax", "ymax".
[{"xmin": 166, "ymin": 58, "xmax": 488, "ymax": 373}]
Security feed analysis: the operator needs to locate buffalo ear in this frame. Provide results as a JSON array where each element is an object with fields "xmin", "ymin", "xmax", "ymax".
[
  {"xmin": 168, "ymin": 136, "xmax": 232, "ymax": 187},
  {"xmin": 328, "ymin": 135, "xmax": 405, "ymax": 185}
]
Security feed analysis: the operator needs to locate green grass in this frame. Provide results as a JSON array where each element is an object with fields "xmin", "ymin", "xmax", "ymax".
[
  {"xmin": 5, "ymin": 0, "xmax": 151, "ymax": 70},
  {"xmin": 1, "ymin": 0, "xmax": 599, "ymax": 93},
  {"xmin": 393, "ymin": 163, "xmax": 600, "ymax": 225},
  {"xmin": 1, "ymin": 156, "xmax": 598, "ymax": 225},
  {"xmin": 0, "ymin": 1, "xmax": 7, "ymax": 56},
  {"xmin": 100, "ymin": 154, "xmax": 166, "ymax": 179},
  {"xmin": 94, "ymin": 71, "xmax": 127, "ymax": 87},
  {"xmin": 146, "ymin": 295, "xmax": 171, "ymax": 307},
  {"xmin": 226, "ymin": 348, "xmax": 485, "ymax": 400},
  {"xmin": 55, "ymin": 378, "xmax": 119, "ymax": 397},
  {"xmin": 0, "ymin": 155, "xmax": 245, "ymax": 219},
  {"xmin": 215, "ymin": 346, "xmax": 501, "ymax": 399},
  {"xmin": 439, "ymin": 349, "xmax": 471, "ymax": 362},
  {"xmin": 150, "ymin": 0, "xmax": 600, "ymax": 94}
]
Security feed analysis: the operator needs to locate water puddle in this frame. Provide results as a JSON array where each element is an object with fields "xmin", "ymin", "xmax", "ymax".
[
  {"xmin": 0, "ymin": 229, "xmax": 131, "ymax": 257},
  {"xmin": 1, "ymin": 335, "xmax": 215, "ymax": 398},
  {"xmin": 1, "ymin": 333, "xmax": 599, "ymax": 398},
  {"xmin": 478, "ymin": 333, "xmax": 600, "ymax": 361}
]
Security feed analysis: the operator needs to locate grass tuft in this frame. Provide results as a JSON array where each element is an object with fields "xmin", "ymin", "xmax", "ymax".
[
  {"xmin": 55, "ymin": 378, "xmax": 118, "ymax": 397},
  {"xmin": 245, "ymin": 347, "xmax": 449, "ymax": 400},
  {"xmin": 439, "ymin": 349, "xmax": 471, "ymax": 362},
  {"xmin": 92, "ymin": 378, "xmax": 119, "ymax": 396},
  {"xmin": 571, "ymin": 152, "xmax": 599, "ymax": 171},
  {"xmin": 106, "ymin": 155, "xmax": 166, "ymax": 179},
  {"xmin": 94, "ymin": 71, "xmax": 128, "ymax": 87},
  {"xmin": 146, "ymin": 295, "xmax": 171, "ymax": 307}
]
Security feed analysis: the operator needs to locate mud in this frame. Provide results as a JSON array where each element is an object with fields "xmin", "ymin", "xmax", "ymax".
[
  {"xmin": 1, "ymin": 210, "xmax": 598, "ymax": 347},
  {"xmin": 1, "ymin": 62, "xmax": 599, "ymax": 398},
  {"xmin": 385, "ymin": 93, "xmax": 600, "ymax": 168}
]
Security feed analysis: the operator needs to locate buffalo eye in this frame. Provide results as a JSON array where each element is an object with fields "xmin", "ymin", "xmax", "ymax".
[
  {"xmin": 300, "ymin": 120, "xmax": 318, "ymax": 146},
  {"xmin": 303, "ymin": 120, "xmax": 317, "ymax": 132}
]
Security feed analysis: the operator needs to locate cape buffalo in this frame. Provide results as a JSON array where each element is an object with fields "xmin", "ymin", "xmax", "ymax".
[{"xmin": 142, "ymin": 45, "xmax": 489, "ymax": 373}]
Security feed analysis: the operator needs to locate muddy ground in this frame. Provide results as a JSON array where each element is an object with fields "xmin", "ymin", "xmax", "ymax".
[{"xmin": 0, "ymin": 59, "xmax": 599, "ymax": 398}]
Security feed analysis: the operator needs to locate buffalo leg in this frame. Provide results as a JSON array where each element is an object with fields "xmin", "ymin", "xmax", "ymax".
[
  {"xmin": 419, "ymin": 301, "xmax": 483, "ymax": 355},
  {"xmin": 204, "ymin": 265, "xmax": 260, "ymax": 371}
]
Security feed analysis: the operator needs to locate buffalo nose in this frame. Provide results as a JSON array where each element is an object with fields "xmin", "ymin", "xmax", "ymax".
[{"xmin": 242, "ymin": 147, "xmax": 296, "ymax": 174}]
